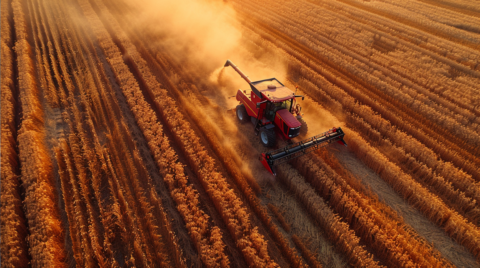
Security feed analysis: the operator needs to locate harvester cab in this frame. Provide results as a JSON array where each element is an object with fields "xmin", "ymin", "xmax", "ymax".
[{"xmin": 224, "ymin": 60, "xmax": 346, "ymax": 175}]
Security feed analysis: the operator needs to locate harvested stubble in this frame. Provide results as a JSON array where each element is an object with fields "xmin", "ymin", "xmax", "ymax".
[
  {"xmin": 347, "ymin": 130, "xmax": 480, "ymax": 261},
  {"xmin": 75, "ymin": 0, "xmax": 230, "ymax": 265},
  {"xmin": 292, "ymin": 235, "xmax": 323, "ymax": 268},
  {"xmin": 294, "ymin": 154, "xmax": 450, "ymax": 267},
  {"xmin": 268, "ymin": 203, "xmax": 291, "ymax": 233},
  {"xmin": 276, "ymin": 164, "xmax": 382, "ymax": 267}
]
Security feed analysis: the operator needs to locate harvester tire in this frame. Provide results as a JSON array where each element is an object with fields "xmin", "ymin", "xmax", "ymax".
[
  {"xmin": 260, "ymin": 128, "xmax": 276, "ymax": 147},
  {"xmin": 236, "ymin": 104, "xmax": 249, "ymax": 124},
  {"xmin": 298, "ymin": 118, "xmax": 308, "ymax": 138}
]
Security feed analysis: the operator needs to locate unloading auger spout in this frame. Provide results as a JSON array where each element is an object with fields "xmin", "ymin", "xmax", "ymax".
[{"xmin": 224, "ymin": 60, "xmax": 252, "ymax": 84}]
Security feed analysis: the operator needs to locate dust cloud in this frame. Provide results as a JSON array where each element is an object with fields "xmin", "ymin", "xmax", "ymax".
[
  {"xmin": 126, "ymin": 0, "xmax": 287, "ymax": 103},
  {"xmin": 131, "ymin": 0, "xmax": 240, "ymax": 70}
]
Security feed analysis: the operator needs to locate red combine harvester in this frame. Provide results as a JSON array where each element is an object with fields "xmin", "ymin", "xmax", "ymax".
[{"xmin": 224, "ymin": 60, "xmax": 347, "ymax": 175}]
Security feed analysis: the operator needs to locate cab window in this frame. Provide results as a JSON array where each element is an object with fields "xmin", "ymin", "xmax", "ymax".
[{"xmin": 265, "ymin": 100, "xmax": 292, "ymax": 121}]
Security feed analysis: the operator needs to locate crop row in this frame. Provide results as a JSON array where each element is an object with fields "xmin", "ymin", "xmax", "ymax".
[
  {"xmin": 75, "ymin": 0, "xmax": 232, "ymax": 266},
  {"xmin": 92, "ymin": 0, "xmax": 286, "ymax": 265},
  {"xmin": 291, "ymin": 235, "xmax": 323, "ymax": 268},
  {"xmin": 0, "ymin": 0, "xmax": 29, "ymax": 266},
  {"xmin": 10, "ymin": 0, "xmax": 67, "ymax": 266},
  {"xmin": 293, "ymin": 155, "xmax": 450, "ymax": 267}
]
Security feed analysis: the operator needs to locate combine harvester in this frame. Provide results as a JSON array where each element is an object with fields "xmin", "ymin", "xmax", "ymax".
[{"xmin": 224, "ymin": 60, "xmax": 347, "ymax": 175}]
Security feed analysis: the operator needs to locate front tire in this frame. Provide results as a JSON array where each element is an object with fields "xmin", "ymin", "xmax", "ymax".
[
  {"xmin": 260, "ymin": 128, "xmax": 276, "ymax": 147},
  {"xmin": 236, "ymin": 104, "xmax": 249, "ymax": 124}
]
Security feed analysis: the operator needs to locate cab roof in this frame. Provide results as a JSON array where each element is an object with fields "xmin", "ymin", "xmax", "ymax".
[{"xmin": 250, "ymin": 78, "xmax": 295, "ymax": 102}]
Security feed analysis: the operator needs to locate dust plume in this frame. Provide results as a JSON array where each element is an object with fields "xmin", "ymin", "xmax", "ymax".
[
  {"xmin": 130, "ymin": 0, "xmax": 239, "ymax": 70},
  {"xmin": 124, "ymin": 0, "xmax": 287, "ymax": 101}
]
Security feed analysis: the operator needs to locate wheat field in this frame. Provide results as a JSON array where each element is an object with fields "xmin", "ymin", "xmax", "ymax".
[{"xmin": 1, "ymin": 0, "xmax": 480, "ymax": 267}]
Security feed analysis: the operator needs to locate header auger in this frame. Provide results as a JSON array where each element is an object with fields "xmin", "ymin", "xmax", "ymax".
[{"xmin": 224, "ymin": 59, "xmax": 347, "ymax": 175}]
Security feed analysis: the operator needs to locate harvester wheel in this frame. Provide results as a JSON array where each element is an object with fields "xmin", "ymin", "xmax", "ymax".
[
  {"xmin": 260, "ymin": 128, "xmax": 276, "ymax": 147},
  {"xmin": 236, "ymin": 104, "xmax": 249, "ymax": 124},
  {"xmin": 298, "ymin": 118, "xmax": 308, "ymax": 138}
]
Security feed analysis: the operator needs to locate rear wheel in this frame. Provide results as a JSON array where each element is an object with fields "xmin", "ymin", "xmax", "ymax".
[
  {"xmin": 260, "ymin": 128, "xmax": 276, "ymax": 147},
  {"xmin": 236, "ymin": 104, "xmax": 249, "ymax": 124}
]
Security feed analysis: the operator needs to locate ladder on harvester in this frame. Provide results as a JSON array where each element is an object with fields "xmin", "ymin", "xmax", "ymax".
[{"xmin": 260, "ymin": 127, "xmax": 347, "ymax": 175}]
